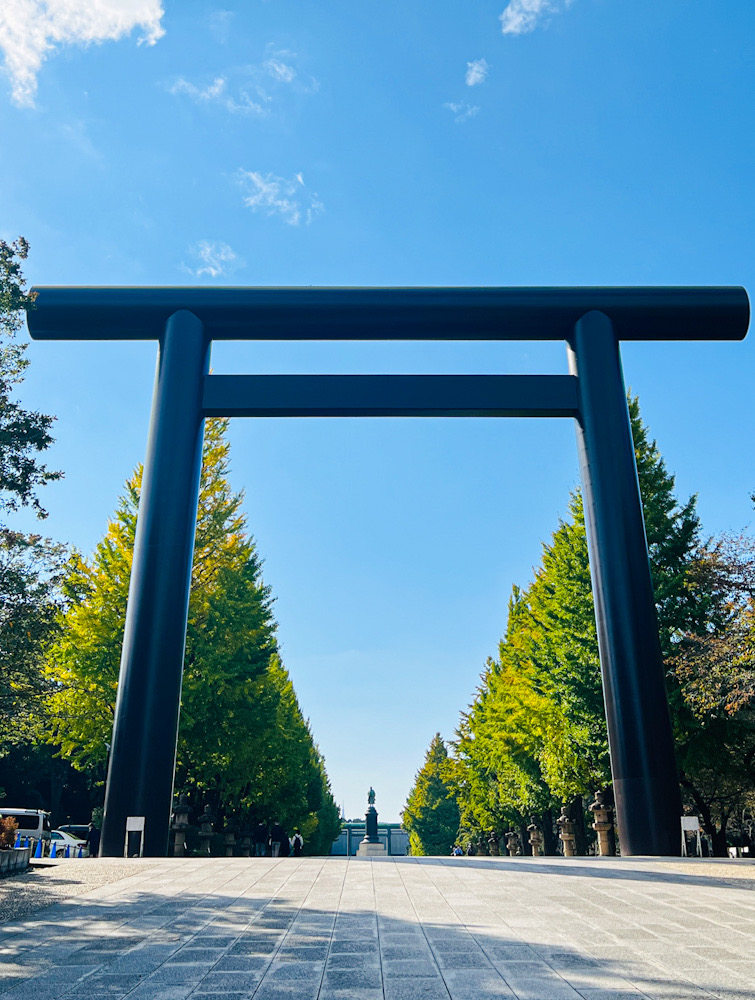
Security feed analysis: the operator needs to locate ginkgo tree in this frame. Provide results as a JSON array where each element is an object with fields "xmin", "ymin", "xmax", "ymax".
[
  {"xmin": 46, "ymin": 418, "xmax": 340, "ymax": 851},
  {"xmin": 451, "ymin": 397, "xmax": 726, "ymax": 852}
]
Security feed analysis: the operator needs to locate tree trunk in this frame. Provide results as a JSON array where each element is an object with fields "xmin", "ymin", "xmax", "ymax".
[
  {"xmin": 603, "ymin": 785, "xmax": 617, "ymax": 856},
  {"xmin": 49, "ymin": 761, "xmax": 64, "ymax": 827},
  {"xmin": 541, "ymin": 808, "xmax": 557, "ymax": 856},
  {"xmin": 712, "ymin": 811, "xmax": 729, "ymax": 858},
  {"xmin": 679, "ymin": 778, "xmax": 722, "ymax": 855},
  {"xmin": 519, "ymin": 823, "xmax": 530, "ymax": 856},
  {"xmin": 569, "ymin": 796, "xmax": 588, "ymax": 856}
]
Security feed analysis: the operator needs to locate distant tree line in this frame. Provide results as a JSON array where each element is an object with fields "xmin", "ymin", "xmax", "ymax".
[
  {"xmin": 404, "ymin": 401, "xmax": 755, "ymax": 858},
  {"xmin": 0, "ymin": 239, "xmax": 341, "ymax": 855}
]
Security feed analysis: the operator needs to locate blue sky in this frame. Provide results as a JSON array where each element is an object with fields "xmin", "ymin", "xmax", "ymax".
[{"xmin": 1, "ymin": 0, "xmax": 754, "ymax": 822}]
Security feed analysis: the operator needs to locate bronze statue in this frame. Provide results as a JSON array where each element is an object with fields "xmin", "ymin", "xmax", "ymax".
[{"xmin": 367, "ymin": 787, "xmax": 375, "ymax": 805}]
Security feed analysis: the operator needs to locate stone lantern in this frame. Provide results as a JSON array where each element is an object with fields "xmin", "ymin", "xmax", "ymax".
[
  {"xmin": 556, "ymin": 804, "xmax": 576, "ymax": 857},
  {"xmin": 171, "ymin": 791, "xmax": 190, "ymax": 857},
  {"xmin": 223, "ymin": 818, "xmax": 238, "ymax": 857},
  {"xmin": 488, "ymin": 831, "xmax": 501, "ymax": 856},
  {"xmin": 197, "ymin": 803, "xmax": 214, "ymax": 856},
  {"xmin": 505, "ymin": 830, "xmax": 520, "ymax": 856},
  {"xmin": 526, "ymin": 817, "xmax": 543, "ymax": 856},
  {"xmin": 589, "ymin": 791, "xmax": 613, "ymax": 856},
  {"xmin": 239, "ymin": 822, "xmax": 252, "ymax": 858}
]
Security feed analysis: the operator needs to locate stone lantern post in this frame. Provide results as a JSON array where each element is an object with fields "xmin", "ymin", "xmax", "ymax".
[
  {"xmin": 171, "ymin": 791, "xmax": 190, "ymax": 857},
  {"xmin": 505, "ymin": 830, "xmax": 520, "ymax": 856},
  {"xmin": 527, "ymin": 817, "xmax": 543, "ymax": 856},
  {"xmin": 197, "ymin": 803, "xmax": 214, "ymax": 856},
  {"xmin": 239, "ymin": 822, "xmax": 252, "ymax": 858},
  {"xmin": 589, "ymin": 791, "xmax": 614, "ymax": 856},
  {"xmin": 223, "ymin": 818, "xmax": 237, "ymax": 857},
  {"xmin": 488, "ymin": 831, "xmax": 501, "ymax": 856},
  {"xmin": 557, "ymin": 804, "xmax": 576, "ymax": 857}
]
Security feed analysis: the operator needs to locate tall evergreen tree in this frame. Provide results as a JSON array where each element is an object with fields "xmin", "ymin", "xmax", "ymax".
[
  {"xmin": 403, "ymin": 733, "xmax": 460, "ymax": 855},
  {"xmin": 45, "ymin": 419, "xmax": 339, "ymax": 849},
  {"xmin": 453, "ymin": 397, "xmax": 706, "ymax": 845}
]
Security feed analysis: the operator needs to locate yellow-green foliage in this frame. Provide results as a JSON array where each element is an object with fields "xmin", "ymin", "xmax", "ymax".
[
  {"xmin": 452, "ymin": 397, "xmax": 705, "ymax": 832},
  {"xmin": 45, "ymin": 419, "xmax": 340, "ymax": 850}
]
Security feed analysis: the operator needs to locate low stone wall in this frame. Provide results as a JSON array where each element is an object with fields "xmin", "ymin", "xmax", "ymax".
[{"xmin": 0, "ymin": 847, "xmax": 31, "ymax": 876}]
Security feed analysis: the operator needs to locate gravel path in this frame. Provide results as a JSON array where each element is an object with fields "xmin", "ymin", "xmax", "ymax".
[{"xmin": 0, "ymin": 859, "xmax": 157, "ymax": 925}]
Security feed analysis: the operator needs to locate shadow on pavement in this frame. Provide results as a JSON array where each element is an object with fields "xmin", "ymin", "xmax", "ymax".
[{"xmin": 0, "ymin": 862, "xmax": 752, "ymax": 1000}]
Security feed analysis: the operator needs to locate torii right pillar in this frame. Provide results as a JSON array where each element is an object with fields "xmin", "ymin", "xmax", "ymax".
[{"xmin": 568, "ymin": 310, "xmax": 682, "ymax": 856}]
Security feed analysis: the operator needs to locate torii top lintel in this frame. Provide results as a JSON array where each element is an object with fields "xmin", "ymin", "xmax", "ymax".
[{"xmin": 27, "ymin": 286, "xmax": 749, "ymax": 342}]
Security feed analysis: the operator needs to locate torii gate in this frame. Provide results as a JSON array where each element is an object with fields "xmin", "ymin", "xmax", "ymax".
[{"xmin": 28, "ymin": 286, "xmax": 749, "ymax": 858}]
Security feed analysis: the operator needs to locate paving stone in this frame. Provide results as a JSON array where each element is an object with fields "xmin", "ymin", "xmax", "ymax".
[
  {"xmin": 227, "ymin": 938, "xmax": 279, "ymax": 954},
  {"xmin": 190, "ymin": 994, "xmax": 249, "ymax": 1000},
  {"xmin": 275, "ymin": 945, "xmax": 329, "ymax": 961},
  {"xmin": 210, "ymin": 954, "xmax": 268, "ymax": 971},
  {"xmin": 381, "ymin": 945, "xmax": 435, "ymax": 960},
  {"xmin": 383, "ymin": 979, "xmax": 451, "ymax": 1000},
  {"xmin": 124, "ymin": 985, "xmax": 195, "ymax": 1000},
  {"xmin": 253, "ymin": 985, "xmax": 320, "ymax": 1000},
  {"xmin": 330, "ymin": 939, "xmax": 378, "ymax": 954},
  {"xmin": 383, "ymin": 960, "xmax": 444, "ymax": 978},
  {"xmin": 320, "ymin": 968, "xmax": 382, "ymax": 989},
  {"xmin": 193, "ymin": 971, "xmax": 263, "ymax": 990},
  {"xmin": 145, "ymin": 962, "xmax": 213, "ymax": 983},
  {"xmin": 71, "ymin": 972, "xmax": 145, "ymax": 991},
  {"xmin": 318, "ymin": 990, "xmax": 384, "ymax": 1000}
]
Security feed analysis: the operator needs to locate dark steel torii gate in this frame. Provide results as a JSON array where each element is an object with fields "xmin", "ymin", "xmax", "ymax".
[{"xmin": 28, "ymin": 286, "xmax": 749, "ymax": 858}]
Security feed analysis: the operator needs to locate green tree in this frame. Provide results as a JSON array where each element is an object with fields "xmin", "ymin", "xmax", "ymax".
[
  {"xmin": 669, "ymin": 533, "xmax": 755, "ymax": 853},
  {"xmin": 453, "ymin": 397, "xmax": 706, "ymax": 848},
  {"xmin": 0, "ymin": 530, "xmax": 65, "ymax": 749},
  {"xmin": 0, "ymin": 238, "xmax": 61, "ymax": 518},
  {"xmin": 45, "ymin": 419, "xmax": 339, "ymax": 850},
  {"xmin": 0, "ymin": 238, "xmax": 64, "ymax": 789},
  {"xmin": 403, "ymin": 733, "xmax": 460, "ymax": 855}
]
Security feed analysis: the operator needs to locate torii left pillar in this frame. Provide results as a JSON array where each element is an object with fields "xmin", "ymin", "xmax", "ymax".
[{"xmin": 100, "ymin": 311, "xmax": 209, "ymax": 857}]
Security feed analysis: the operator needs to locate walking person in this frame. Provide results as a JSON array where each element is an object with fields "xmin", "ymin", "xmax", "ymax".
[
  {"xmin": 85, "ymin": 822, "xmax": 100, "ymax": 858},
  {"xmin": 253, "ymin": 821, "xmax": 268, "ymax": 857},
  {"xmin": 270, "ymin": 820, "xmax": 288, "ymax": 858},
  {"xmin": 290, "ymin": 828, "xmax": 304, "ymax": 858}
]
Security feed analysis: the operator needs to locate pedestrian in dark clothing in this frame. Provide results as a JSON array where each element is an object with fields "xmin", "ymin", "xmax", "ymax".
[
  {"xmin": 86, "ymin": 823, "xmax": 100, "ymax": 858},
  {"xmin": 291, "ymin": 828, "xmax": 304, "ymax": 857},
  {"xmin": 253, "ymin": 822, "xmax": 268, "ymax": 857},
  {"xmin": 270, "ymin": 821, "xmax": 288, "ymax": 857}
]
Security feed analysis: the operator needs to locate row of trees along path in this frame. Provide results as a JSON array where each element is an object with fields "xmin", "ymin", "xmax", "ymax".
[
  {"xmin": 404, "ymin": 399, "xmax": 755, "ymax": 857},
  {"xmin": 0, "ymin": 239, "xmax": 340, "ymax": 852}
]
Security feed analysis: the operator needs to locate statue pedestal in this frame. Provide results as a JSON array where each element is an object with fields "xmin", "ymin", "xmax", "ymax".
[
  {"xmin": 356, "ymin": 804, "xmax": 386, "ymax": 857},
  {"xmin": 356, "ymin": 841, "xmax": 386, "ymax": 857}
]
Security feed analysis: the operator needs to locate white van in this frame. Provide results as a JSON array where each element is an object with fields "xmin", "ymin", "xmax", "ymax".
[{"xmin": 0, "ymin": 808, "xmax": 51, "ymax": 843}]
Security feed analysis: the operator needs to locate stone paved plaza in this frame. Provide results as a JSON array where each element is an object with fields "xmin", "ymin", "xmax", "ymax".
[{"xmin": 1, "ymin": 856, "xmax": 755, "ymax": 1000}]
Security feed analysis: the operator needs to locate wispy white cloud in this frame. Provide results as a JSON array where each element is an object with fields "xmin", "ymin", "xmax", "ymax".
[
  {"xmin": 169, "ymin": 46, "xmax": 312, "ymax": 117},
  {"xmin": 0, "ymin": 0, "xmax": 164, "ymax": 107},
  {"xmin": 207, "ymin": 9, "xmax": 234, "ymax": 44},
  {"xmin": 169, "ymin": 75, "xmax": 265, "ymax": 115},
  {"xmin": 181, "ymin": 240, "xmax": 242, "ymax": 279},
  {"xmin": 444, "ymin": 100, "xmax": 480, "ymax": 123},
  {"xmin": 263, "ymin": 54, "xmax": 296, "ymax": 83},
  {"xmin": 237, "ymin": 170, "xmax": 323, "ymax": 226},
  {"xmin": 465, "ymin": 58, "xmax": 489, "ymax": 87},
  {"xmin": 500, "ymin": 0, "xmax": 573, "ymax": 35}
]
